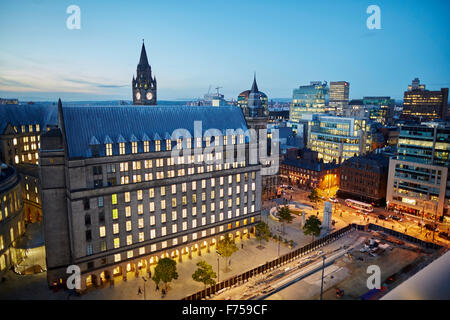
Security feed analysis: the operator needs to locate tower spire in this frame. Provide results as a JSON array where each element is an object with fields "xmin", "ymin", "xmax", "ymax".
[
  {"xmin": 250, "ymin": 72, "xmax": 259, "ymax": 93},
  {"xmin": 138, "ymin": 40, "xmax": 150, "ymax": 68}
]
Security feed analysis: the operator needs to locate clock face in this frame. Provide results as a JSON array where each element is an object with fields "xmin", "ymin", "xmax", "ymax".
[
  {"xmin": 135, "ymin": 92, "xmax": 141, "ymax": 100},
  {"xmin": 146, "ymin": 92, "xmax": 153, "ymax": 100}
]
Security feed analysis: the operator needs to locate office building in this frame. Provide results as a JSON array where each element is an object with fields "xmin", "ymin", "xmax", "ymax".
[
  {"xmin": 329, "ymin": 81, "xmax": 349, "ymax": 115},
  {"xmin": 40, "ymin": 101, "xmax": 262, "ymax": 291},
  {"xmin": 290, "ymin": 81, "xmax": 329, "ymax": 122},
  {"xmin": 338, "ymin": 153, "xmax": 389, "ymax": 205},
  {"xmin": 307, "ymin": 115, "xmax": 370, "ymax": 164},
  {"xmin": 401, "ymin": 78, "xmax": 449, "ymax": 121},
  {"xmin": 386, "ymin": 122, "xmax": 450, "ymax": 222}
]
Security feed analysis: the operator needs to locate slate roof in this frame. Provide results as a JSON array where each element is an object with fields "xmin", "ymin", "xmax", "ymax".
[
  {"xmin": 61, "ymin": 105, "xmax": 249, "ymax": 159},
  {"xmin": 0, "ymin": 104, "xmax": 58, "ymax": 134}
]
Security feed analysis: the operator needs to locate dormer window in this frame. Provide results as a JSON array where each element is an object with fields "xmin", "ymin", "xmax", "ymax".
[
  {"xmin": 119, "ymin": 142, "xmax": 125, "ymax": 155},
  {"xmin": 106, "ymin": 144, "xmax": 112, "ymax": 156},
  {"xmin": 144, "ymin": 140, "xmax": 149, "ymax": 153},
  {"xmin": 166, "ymin": 139, "xmax": 171, "ymax": 151},
  {"xmin": 155, "ymin": 140, "xmax": 161, "ymax": 152},
  {"xmin": 132, "ymin": 142, "xmax": 138, "ymax": 154}
]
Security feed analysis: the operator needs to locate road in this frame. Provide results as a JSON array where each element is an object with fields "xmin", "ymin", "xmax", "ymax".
[{"xmin": 268, "ymin": 186, "xmax": 450, "ymax": 246}]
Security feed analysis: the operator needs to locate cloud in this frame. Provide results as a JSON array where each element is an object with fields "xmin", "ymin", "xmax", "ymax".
[
  {"xmin": 0, "ymin": 76, "xmax": 34, "ymax": 88},
  {"xmin": 64, "ymin": 78, "xmax": 128, "ymax": 88}
]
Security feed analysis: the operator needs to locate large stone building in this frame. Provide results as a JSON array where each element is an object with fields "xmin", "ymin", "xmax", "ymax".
[
  {"xmin": 40, "ymin": 101, "xmax": 262, "ymax": 291},
  {"xmin": 386, "ymin": 122, "xmax": 450, "ymax": 223},
  {"xmin": 338, "ymin": 153, "xmax": 389, "ymax": 206},
  {"xmin": 0, "ymin": 163, "xmax": 25, "ymax": 275},
  {"xmin": 0, "ymin": 104, "xmax": 58, "ymax": 222},
  {"xmin": 280, "ymin": 151, "xmax": 340, "ymax": 191}
]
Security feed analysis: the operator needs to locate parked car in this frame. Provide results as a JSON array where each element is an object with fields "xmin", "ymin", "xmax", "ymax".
[
  {"xmin": 378, "ymin": 214, "xmax": 388, "ymax": 220},
  {"xmin": 389, "ymin": 215, "xmax": 402, "ymax": 222},
  {"xmin": 425, "ymin": 224, "xmax": 438, "ymax": 232},
  {"xmin": 328, "ymin": 197, "xmax": 338, "ymax": 203},
  {"xmin": 438, "ymin": 232, "xmax": 450, "ymax": 240}
]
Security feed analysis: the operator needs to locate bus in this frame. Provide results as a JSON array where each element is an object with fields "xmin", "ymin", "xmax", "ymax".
[{"xmin": 345, "ymin": 199, "xmax": 374, "ymax": 213}]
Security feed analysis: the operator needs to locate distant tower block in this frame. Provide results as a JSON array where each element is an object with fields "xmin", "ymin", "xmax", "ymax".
[{"xmin": 323, "ymin": 202, "xmax": 332, "ymax": 230}]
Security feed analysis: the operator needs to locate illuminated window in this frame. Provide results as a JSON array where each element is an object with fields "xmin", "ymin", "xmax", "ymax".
[
  {"xmin": 112, "ymin": 208, "xmax": 118, "ymax": 220},
  {"xmin": 106, "ymin": 144, "xmax": 112, "ymax": 156},
  {"xmin": 144, "ymin": 140, "xmax": 149, "ymax": 153},
  {"xmin": 119, "ymin": 143, "xmax": 125, "ymax": 155},
  {"xmin": 113, "ymin": 238, "xmax": 120, "ymax": 248},
  {"xmin": 132, "ymin": 142, "xmax": 138, "ymax": 154},
  {"xmin": 99, "ymin": 226, "xmax": 106, "ymax": 237}
]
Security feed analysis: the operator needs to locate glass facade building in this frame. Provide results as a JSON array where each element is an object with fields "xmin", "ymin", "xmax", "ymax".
[
  {"xmin": 329, "ymin": 81, "xmax": 349, "ymax": 115},
  {"xmin": 387, "ymin": 122, "xmax": 450, "ymax": 221},
  {"xmin": 307, "ymin": 115, "xmax": 369, "ymax": 164},
  {"xmin": 290, "ymin": 81, "xmax": 329, "ymax": 122}
]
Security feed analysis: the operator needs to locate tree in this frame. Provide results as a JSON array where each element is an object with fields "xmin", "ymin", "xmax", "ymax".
[
  {"xmin": 255, "ymin": 222, "xmax": 270, "ymax": 249},
  {"xmin": 216, "ymin": 235, "xmax": 238, "ymax": 272},
  {"xmin": 192, "ymin": 260, "xmax": 217, "ymax": 289},
  {"xmin": 278, "ymin": 205, "xmax": 294, "ymax": 235},
  {"xmin": 308, "ymin": 188, "xmax": 320, "ymax": 203},
  {"xmin": 303, "ymin": 215, "xmax": 322, "ymax": 242},
  {"xmin": 152, "ymin": 258, "xmax": 178, "ymax": 291}
]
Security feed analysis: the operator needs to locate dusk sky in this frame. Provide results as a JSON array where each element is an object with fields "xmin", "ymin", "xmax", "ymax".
[{"xmin": 0, "ymin": 0, "xmax": 449, "ymax": 101}]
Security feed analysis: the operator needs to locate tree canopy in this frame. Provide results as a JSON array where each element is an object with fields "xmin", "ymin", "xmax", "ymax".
[
  {"xmin": 308, "ymin": 188, "xmax": 321, "ymax": 203},
  {"xmin": 303, "ymin": 215, "xmax": 322, "ymax": 241},
  {"xmin": 192, "ymin": 260, "xmax": 217, "ymax": 288},
  {"xmin": 255, "ymin": 221, "xmax": 270, "ymax": 248},
  {"xmin": 278, "ymin": 205, "xmax": 294, "ymax": 234},
  {"xmin": 216, "ymin": 235, "xmax": 238, "ymax": 272},
  {"xmin": 152, "ymin": 257, "xmax": 178, "ymax": 291}
]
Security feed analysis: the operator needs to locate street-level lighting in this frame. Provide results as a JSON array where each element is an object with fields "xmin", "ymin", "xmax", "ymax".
[
  {"xmin": 320, "ymin": 255, "xmax": 326, "ymax": 300},
  {"xmin": 216, "ymin": 250, "xmax": 221, "ymax": 282},
  {"xmin": 141, "ymin": 276, "xmax": 147, "ymax": 300}
]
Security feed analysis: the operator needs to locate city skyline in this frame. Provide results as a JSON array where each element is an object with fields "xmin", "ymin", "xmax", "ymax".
[{"xmin": 0, "ymin": 0, "xmax": 449, "ymax": 101}]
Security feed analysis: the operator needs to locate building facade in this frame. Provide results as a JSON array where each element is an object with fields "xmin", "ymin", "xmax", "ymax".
[
  {"xmin": 307, "ymin": 115, "xmax": 369, "ymax": 164},
  {"xmin": 386, "ymin": 122, "xmax": 450, "ymax": 222},
  {"xmin": 401, "ymin": 78, "xmax": 449, "ymax": 122},
  {"xmin": 338, "ymin": 153, "xmax": 389, "ymax": 205},
  {"xmin": 0, "ymin": 163, "xmax": 25, "ymax": 275},
  {"xmin": 0, "ymin": 104, "xmax": 58, "ymax": 222},
  {"xmin": 280, "ymin": 157, "xmax": 339, "ymax": 191},
  {"xmin": 329, "ymin": 81, "xmax": 349, "ymax": 115},
  {"xmin": 290, "ymin": 81, "xmax": 329, "ymax": 122},
  {"xmin": 40, "ymin": 102, "xmax": 262, "ymax": 291}
]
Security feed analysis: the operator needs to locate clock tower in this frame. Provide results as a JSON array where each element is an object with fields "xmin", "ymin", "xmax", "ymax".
[{"xmin": 132, "ymin": 41, "xmax": 157, "ymax": 105}]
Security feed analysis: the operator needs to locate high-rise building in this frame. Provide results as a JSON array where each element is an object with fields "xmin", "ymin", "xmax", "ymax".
[
  {"xmin": 329, "ymin": 81, "xmax": 349, "ymax": 115},
  {"xmin": 386, "ymin": 122, "xmax": 450, "ymax": 222},
  {"xmin": 363, "ymin": 96, "xmax": 395, "ymax": 125},
  {"xmin": 307, "ymin": 115, "xmax": 370, "ymax": 164},
  {"xmin": 40, "ymin": 101, "xmax": 262, "ymax": 291},
  {"xmin": 132, "ymin": 42, "xmax": 157, "ymax": 105},
  {"xmin": 290, "ymin": 81, "xmax": 329, "ymax": 122},
  {"xmin": 401, "ymin": 78, "xmax": 449, "ymax": 121}
]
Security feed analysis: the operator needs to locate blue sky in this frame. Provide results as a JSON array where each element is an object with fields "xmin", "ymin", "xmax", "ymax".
[{"xmin": 0, "ymin": 0, "xmax": 449, "ymax": 101}]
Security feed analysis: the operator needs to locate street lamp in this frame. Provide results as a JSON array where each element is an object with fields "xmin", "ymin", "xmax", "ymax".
[
  {"xmin": 141, "ymin": 276, "xmax": 147, "ymax": 300},
  {"xmin": 320, "ymin": 255, "xmax": 326, "ymax": 300},
  {"xmin": 216, "ymin": 250, "xmax": 221, "ymax": 283}
]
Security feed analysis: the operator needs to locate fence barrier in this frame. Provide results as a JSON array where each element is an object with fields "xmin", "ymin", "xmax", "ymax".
[{"xmin": 182, "ymin": 224, "xmax": 355, "ymax": 300}]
